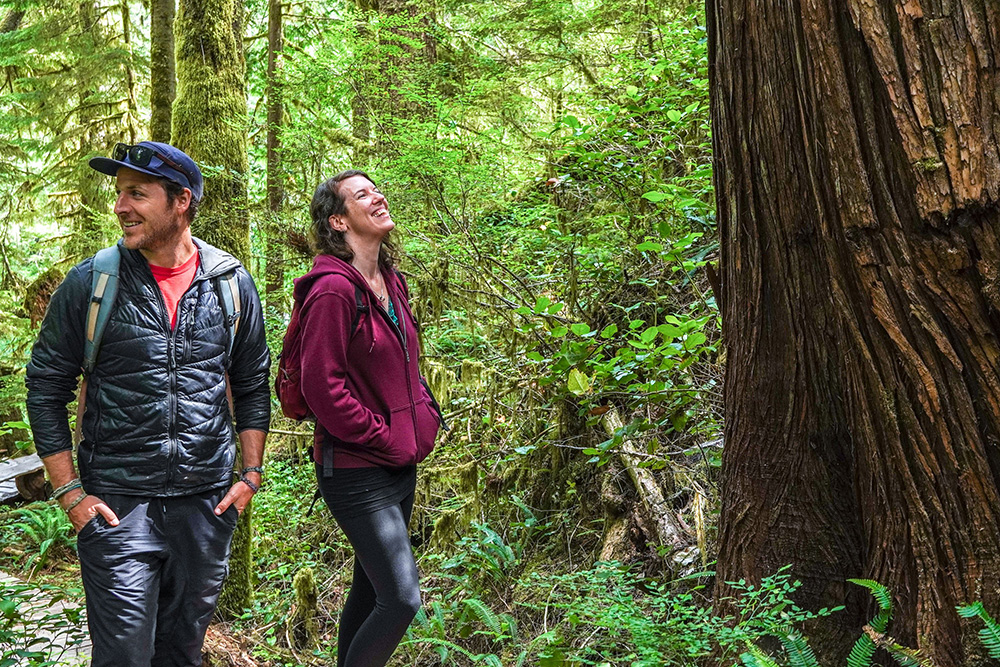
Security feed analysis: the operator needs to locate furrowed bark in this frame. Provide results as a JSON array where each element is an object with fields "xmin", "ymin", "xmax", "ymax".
[{"xmin": 711, "ymin": 0, "xmax": 1000, "ymax": 662}]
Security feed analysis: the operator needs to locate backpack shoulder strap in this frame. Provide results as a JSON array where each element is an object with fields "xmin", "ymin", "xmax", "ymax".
[
  {"xmin": 351, "ymin": 282, "xmax": 368, "ymax": 337},
  {"xmin": 83, "ymin": 246, "xmax": 121, "ymax": 376},
  {"xmin": 214, "ymin": 270, "xmax": 242, "ymax": 365}
]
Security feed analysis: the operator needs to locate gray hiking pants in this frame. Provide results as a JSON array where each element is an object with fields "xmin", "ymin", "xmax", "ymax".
[{"xmin": 75, "ymin": 487, "xmax": 238, "ymax": 667}]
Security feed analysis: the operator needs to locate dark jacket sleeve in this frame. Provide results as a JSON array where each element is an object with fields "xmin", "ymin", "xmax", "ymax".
[
  {"xmin": 227, "ymin": 268, "xmax": 271, "ymax": 432},
  {"xmin": 299, "ymin": 285, "xmax": 389, "ymax": 446},
  {"xmin": 25, "ymin": 264, "xmax": 89, "ymax": 458}
]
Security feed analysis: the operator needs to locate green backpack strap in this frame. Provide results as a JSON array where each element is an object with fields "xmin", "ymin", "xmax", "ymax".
[
  {"xmin": 214, "ymin": 270, "xmax": 241, "ymax": 367},
  {"xmin": 83, "ymin": 246, "xmax": 121, "ymax": 376}
]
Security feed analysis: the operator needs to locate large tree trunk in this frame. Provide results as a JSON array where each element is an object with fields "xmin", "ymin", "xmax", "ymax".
[
  {"xmin": 354, "ymin": 0, "xmax": 436, "ymax": 163},
  {"xmin": 150, "ymin": 0, "xmax": 176, "ymax": 143},
  {"xmin": 173, "ymin": 0, "xmax": 253, "ymax": 619},
  {"xmin": 711, "ymin": 0, "xmax": 1000, "ymax": 663},
  {"xmin": 264, "ymin": 0, "xmax": 284, "ymax": 316},
  {"xmin": 172, "ymin": 0, "xmax": 249, "ymax": 263},
  {"xmin": 70, "ymin": 0, "xmax": 108, "ymax": 261}
]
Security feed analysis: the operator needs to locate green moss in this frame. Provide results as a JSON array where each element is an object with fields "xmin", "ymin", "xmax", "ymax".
[
  {"xmin": 916, "ymin": 157, "xmax": 944, "ymax": 172},
  {"xmin": 288, "ymin": 566, "xmax": 319, "ymax": 650},
  {"xmin": 216, "ymin": 500, "xmax": 253, "ymax": 618},
  {"xmin": 172, "ymin": 0, "xmax": 249, "ymax": 263}
]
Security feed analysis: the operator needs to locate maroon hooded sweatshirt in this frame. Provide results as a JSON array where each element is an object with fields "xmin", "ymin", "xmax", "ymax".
[{"xmin": 296, "ymin": 254, "xmax": 439, "ymax": 468}]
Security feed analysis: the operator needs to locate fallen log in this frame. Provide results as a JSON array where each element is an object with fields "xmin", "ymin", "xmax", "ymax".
[{"xmin": 602, "ymin": 407, "xmax": 690, "ymax": 557}]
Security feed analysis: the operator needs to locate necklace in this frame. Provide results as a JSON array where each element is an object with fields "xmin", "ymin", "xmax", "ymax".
[{"xmin": 369, "ymin": 274, "xmax": 386, "ymax": 302}]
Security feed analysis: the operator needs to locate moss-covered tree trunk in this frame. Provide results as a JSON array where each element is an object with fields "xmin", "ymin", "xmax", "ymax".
[
  {"xmin": 264, "ymin": 0, "xmax": 284, "ymax": 316},
  {"xmin": 149, "ymin": 0, "xmax": 176, "ymax": 143},
  {"xmin": 1, "ymin": 8, "xmax": 24, "ymax": 33},
  {"xmin": 172, "ymin": 0, "xmax": 249, "ymax": 264},
  {"xmin": 350, "ymin": 1, "xmax": 371, "ymax": 166},
  {"xmin": 353, "ymin": 0, "xmax": 435, "ymax": 165},
  {"xmin": 70, "ymin": 0, "xmax": 108, "ymax": 261},
  {"xmin": 172, "ymin": 0, "xmax": 253, "ymax": 618},
  {"xmin": 711, "ymin": 0, "xmax": 1000, "ymax": 663}
]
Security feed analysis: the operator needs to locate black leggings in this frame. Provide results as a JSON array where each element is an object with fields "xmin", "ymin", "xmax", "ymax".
[{"xmin": 326, "ymin": 489, "xmax": 420, "ymax": 667}]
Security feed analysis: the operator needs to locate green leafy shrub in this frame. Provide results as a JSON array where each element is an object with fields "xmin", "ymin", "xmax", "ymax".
[{"xmin": 0, "ymin": 580, "xmax": 87, "ymax": 667}]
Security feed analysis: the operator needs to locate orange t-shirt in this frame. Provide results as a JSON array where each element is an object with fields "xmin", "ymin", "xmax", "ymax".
[{"xmin": 149, "ymin": 252, "xmax": 199, "ymax": 329}]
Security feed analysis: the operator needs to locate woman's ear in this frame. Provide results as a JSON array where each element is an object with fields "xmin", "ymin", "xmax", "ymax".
[{"xmin": 328, "ymin": 214, "xmax": 348, "ymax": 232}]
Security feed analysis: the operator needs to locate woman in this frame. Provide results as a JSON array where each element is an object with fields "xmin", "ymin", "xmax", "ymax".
[{"xmin": 295, "ymin": 170, "xmax": 441, "ymax": 667}]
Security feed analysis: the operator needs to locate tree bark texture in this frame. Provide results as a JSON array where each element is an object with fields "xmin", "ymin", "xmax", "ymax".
[
  {"xmin": 173, "ymin": 0, "xmax": 252, "ymax": 618},
  {"xmin": 711, "ymin": 0, "xmax": 1000, "ymax": 663},
  {"xmin": 172, "ymin": 0, "xmax": 249, "ymax": 264},
  {"xmin": 264, "ymin": 0, "xmax": 284, "ymax": 315},
  {"xmin": 150, "ymin": 0, "xmax": 176, "ymax": 143},
  {"xmin": 71, "ymin": 0, "xmax": 109, "ymax": 261},
  {"xmin": 1, "ymin": 9, "xmax": 24, "ymax": 33}
]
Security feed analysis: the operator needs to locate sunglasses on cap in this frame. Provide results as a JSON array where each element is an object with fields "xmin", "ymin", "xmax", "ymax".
[{"xmin": 113, "ymin": 143, "xmax": 192, "ymax": 182}]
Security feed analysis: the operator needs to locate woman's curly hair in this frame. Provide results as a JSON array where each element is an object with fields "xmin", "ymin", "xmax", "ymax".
[{"xmin": 309, "ymin": 170, "xmax": 398, "ymax": 269}]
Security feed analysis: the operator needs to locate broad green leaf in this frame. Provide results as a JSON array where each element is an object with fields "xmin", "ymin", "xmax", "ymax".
[
  {"xmin": 658, "ymin": 324, "xmax": 683, "ymax": 339},
  {"xmin": 636, "ymin": 241, "xmax": 663, "ymax": 252},
  {"xmin": 567, "ymin": 368, "xmax": 591, "ymax": 396},
  {"xmin": 641, "ymin": 190, "xmax": 668, "ymax": 203},
  {"xmin": 684, "ymin": 332, "xmax": 708, "ymax": 350},
  {"xmin": 570, "ymin": 323, "xmax": 591, "ymax": 336}
]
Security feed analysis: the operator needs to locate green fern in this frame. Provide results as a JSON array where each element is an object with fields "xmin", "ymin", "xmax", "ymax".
[
  {"xmin": 499, "ymin": 611, "xmax": 519, "ymax": 642},
  {"xmin": 6, "ymin": 503, "xmax": 73, "ymax": 578},
  {"xmin": 846, "ymin": 579, "xmax": 892, "ymax": 631},
  {"xmin": 777, "ymin": 627, "xmax": 820, "ymax": 667},
  {"xmin": 958, "ymin": 602, "xmax": 1000, "ymax": 658},
  {"xmin": 739, "ymin": 643, "xmax": 782, "ymax": 667},
  {"xmin": 846, "ymin": 634, "xmax": 876, "ymax": 667},
  {"xmin": 463, "ymin": 597, "xmax": 503, "ymax": 635},
  {"xmin": 885, "ymin": 645, "xmax": 928, "ymax": 667}
]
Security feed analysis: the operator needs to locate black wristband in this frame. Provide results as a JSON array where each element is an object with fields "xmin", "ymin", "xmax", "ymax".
[{"xmin": 239, "ymin": 475, "xmax": 260, "ymax": 493}]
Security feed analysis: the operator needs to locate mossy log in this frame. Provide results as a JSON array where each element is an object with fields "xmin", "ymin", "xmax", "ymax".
[{"xmin": 602, "ymin": 406, "xmax": 689, "ymax": 558}]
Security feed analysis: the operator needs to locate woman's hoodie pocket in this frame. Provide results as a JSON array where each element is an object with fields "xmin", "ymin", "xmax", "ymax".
[
  {"xmin": 414, "ymin": 398, "xmax": 440, "ymax": 462},
  {"xmin": 375, "ymin": 399, "xmax": 439, "ymax": 466}
]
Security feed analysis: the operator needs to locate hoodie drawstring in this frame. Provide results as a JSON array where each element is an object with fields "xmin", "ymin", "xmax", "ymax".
[{"xmin": 368, "ymin": 290, "xmax": 377, "ymax": 353}]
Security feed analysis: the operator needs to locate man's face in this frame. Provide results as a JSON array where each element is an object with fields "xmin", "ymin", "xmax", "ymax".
[{"xmin": 113, "ymin": 168, "xmax": 190, "ymax": 257}]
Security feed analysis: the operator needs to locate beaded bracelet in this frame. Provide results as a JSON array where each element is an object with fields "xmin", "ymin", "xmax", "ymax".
[
  {"xmin": 65, "ymin": 492, "xmax": 88, "ymax": 513},
  {"xmin": 239, "ymin": 475, "xmax": 260, "ymax": 493},
  {"xmin": 240, "ymin": 466, "xmax": 264, "ymax": 476},
  {"xmin": 52, "ymin": 478, "xmax": 82, "ymax": 500}
]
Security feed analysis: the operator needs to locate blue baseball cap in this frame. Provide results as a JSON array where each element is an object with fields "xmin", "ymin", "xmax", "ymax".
[{"xmin": 90, "ymin": 141, "xmax": 204, "ymax": 201}]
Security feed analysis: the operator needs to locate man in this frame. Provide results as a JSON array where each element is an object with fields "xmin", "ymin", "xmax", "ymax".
[{"xmin": 26, "ymin": 141, "xmax": 271, "ymax": 667}]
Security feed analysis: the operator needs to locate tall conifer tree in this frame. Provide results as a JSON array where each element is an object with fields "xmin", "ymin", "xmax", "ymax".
[
  {"xmin": 172, "ymin": 0, "xmax": 249, "ymax": 263},
  {"xmin": 172, "ymin": 0, "xmax": 253, "ymax": 616},
  {"xmin": 150, "ymin": 0, "xmax": 176, "ymax": 142}
]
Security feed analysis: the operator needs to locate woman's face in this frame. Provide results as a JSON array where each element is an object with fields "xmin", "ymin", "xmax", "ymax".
[{"xmin": 330, "ymin": 175, "xmax": 395, "ymax": 244}]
